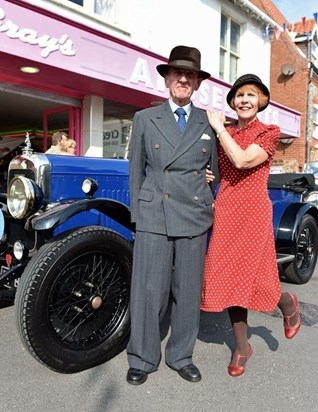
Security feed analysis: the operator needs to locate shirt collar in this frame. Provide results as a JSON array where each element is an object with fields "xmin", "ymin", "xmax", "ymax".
[{"xmin": 169, "ymin": 100, "xmax": 192, "ymax": 117}]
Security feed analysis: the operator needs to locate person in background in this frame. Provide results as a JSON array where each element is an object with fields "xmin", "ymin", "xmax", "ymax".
[
  {"xmin": 202, "ymin": 74, "xmax": 301, "ymax": 377},
  {"xmin": 282, "ymin": 159, "xmax": 299, "ymax": 173},
  {"xmin": 126, "ymin": 45, "xmax": 218, "ymax": 386},
  {"xmin": 63, "ymin": 138, "xmax": 77, "ymax": 155},
  {"xmin": 45, "ymin": 131, "xmax": 68, "ymax": 154}
]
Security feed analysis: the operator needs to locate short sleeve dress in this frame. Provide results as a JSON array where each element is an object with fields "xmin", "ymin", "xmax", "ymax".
[{"xmin": 201, "ymin": 118, "xmax": 282, "ymax": 313}]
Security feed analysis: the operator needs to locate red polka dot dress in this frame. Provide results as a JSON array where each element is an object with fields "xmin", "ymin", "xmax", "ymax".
[{"xmin": 201, "ymin": 118, "xmax": 282, "ymax": 313}]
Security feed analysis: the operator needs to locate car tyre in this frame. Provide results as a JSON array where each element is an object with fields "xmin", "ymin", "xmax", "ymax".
[
  {"xmin": 283, "ymin": 215, "xmax": 318, "ymax": 284},
  {"xmin": 15, "ymin": 226, "xmax": 132, "ymax": 373}
]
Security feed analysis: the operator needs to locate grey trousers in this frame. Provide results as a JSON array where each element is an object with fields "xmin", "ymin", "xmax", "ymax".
[{"xmin": 127, "ymin": 230, "xmax": 207, "ymax": 372}]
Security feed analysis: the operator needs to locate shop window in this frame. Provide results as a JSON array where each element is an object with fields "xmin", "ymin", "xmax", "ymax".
[
  {"xmin": 103, "ymin": 119, "xmax": 132, "ymax": 158},
  {"xmin": 219, "ymin": 14, "xmax": 240, "ymax": 83}
]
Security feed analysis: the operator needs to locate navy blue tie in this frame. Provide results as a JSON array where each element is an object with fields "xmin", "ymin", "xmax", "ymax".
[{"xmin": 175, "ymin": 108, "xmax": 187, "ymax": 133}]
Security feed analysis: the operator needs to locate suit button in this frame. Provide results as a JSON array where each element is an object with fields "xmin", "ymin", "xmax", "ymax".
[
  {"xmin": 164, "ymin": 169, "xmax": 169, "ymax": 174},
  {"xmin": 155, "ymin": 144, "xmax": 160, "ymax": 149},
  {"xmin": 202, "ymin": 148, "xmax": 207, "ymax": 153},
  {"xmin": 164, "ymin": 194, "xmax": 169, "ymax": 199},
  {"xmin": 193, "ymin": 171, "xmax": 198, "ymax": 176},
  {"xmin": 194, "ymin": 196, "xmax": 199, "ymax": 201}
]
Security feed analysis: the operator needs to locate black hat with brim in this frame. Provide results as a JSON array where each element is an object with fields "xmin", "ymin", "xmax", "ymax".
[
  {"xmin": 157, "ymin": 45, "xmax": 211, "ymax": 80},
  {"xmin": 226, "ymin": 73, "xmax": 270, "ymax": 112}
]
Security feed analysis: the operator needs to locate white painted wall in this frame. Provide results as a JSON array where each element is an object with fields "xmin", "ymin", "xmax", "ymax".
[{"xmin": 27, "ymin": 0, "xmax": 272, "ymax": 85}]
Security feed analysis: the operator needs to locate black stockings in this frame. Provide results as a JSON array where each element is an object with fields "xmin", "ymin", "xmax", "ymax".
[
  {"xmin": 227, "ymin": 292, "xmax": 297, "ymax": 357},
  {"xmin": 227, "ymin": 306, "xmax": 250, "ymax": 355}
]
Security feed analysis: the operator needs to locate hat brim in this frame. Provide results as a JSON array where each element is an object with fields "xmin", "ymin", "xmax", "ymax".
[
  {"xmin": 157, "ymin": 63, "xmax": 210, "ymax": 80},
  {"xmin": 226, "ymin": 80, "xmax": 270, "ymax": 112}
]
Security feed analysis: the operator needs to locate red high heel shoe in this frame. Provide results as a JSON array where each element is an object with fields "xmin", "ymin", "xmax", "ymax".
[
  {"xmin": 284, "ymin": 292, "xmax": 301, "ymax": 339},
  {"xmin": 228, "ymin": 344, "xmax": 253, "ymax": 377}
]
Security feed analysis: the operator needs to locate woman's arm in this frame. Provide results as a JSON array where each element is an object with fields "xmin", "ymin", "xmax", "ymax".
[{"xmin": 207, "ymin": 111, "xmax": 268, "ymax": 169}]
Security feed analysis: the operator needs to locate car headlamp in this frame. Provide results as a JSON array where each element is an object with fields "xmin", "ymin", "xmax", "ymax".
[
  {"xmin": 7, "ymin": 176, "xmax": 43, "ymax": 219},
  {"xmin": 13, "ymin": 241, "xmax": 29, "ymax": 261},
  {"xmin": 82, "ymin": 178, "xmax": 98, "ymax": 197}
]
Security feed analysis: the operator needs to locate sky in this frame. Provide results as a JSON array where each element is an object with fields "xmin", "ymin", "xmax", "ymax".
[{"xmin": 271, "ymin": 0, "xmax": 317, "ymax": 22}]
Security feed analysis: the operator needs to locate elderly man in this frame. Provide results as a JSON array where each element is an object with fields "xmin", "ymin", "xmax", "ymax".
[{"xmin": 126, "ymin": 45, "xmax": 219, "ymax": 385}]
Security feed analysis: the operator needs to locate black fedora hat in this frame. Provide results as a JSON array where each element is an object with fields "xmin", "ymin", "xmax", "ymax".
[
  {"xmin": 157, "ymin": 45, "xmax": 211, "ymax": 80},
  {"xmin": 226, "ymin": 74, "xmax": 270, "ymax": 112}
]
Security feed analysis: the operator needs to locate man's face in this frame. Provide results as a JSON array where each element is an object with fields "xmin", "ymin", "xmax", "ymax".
[{"xmin": 165, "ymin": 68, "xmax": 202, "ymax": 106}]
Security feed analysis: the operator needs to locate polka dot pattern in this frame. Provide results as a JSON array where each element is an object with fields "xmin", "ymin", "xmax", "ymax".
[{"xmin": 201, "ymin": 119, "xmax": 282, "ymax": 313}]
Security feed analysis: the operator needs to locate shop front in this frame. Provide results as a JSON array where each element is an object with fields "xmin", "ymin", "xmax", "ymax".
[{"xmin": 0, "ymin": 0, "xmax": 301, "ymax": 162}]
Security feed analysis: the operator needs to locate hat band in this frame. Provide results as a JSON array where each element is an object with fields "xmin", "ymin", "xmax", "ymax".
[{"xmin": 168, "ymin": 59, "xmax": 200, "ymax": 71}]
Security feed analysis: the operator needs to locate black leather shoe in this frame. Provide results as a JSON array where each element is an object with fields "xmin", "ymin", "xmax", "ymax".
[
  {"xmin": 126, "ymin": 368, "xmax": 148, "ymax": 385},
  {"xmin": 177, "ymin": 364, "xmax": 201, "ymax": 382}
]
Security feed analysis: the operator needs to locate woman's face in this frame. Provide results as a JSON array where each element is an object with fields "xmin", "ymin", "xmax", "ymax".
[
  {"xmin": 233, "ymin": 85, "xmax": 259, "ymax": 125},
  {"xmin": 67, "ymin": 144, "xmax": 76, "ymax": 154}
]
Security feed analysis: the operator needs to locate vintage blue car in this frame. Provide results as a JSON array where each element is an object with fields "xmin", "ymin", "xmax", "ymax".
[{"xmin": 0, "ymin": 141, "xmax": 317, "ymax": 374}]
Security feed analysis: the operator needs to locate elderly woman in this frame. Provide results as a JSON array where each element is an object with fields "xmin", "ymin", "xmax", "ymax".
[{"xmin": 202, "ymin": 74, "xmax": 301, "ymax": 377}]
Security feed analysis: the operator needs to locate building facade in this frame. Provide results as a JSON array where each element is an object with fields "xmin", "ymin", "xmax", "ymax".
[{"xmin": 0, "ymin": 0, "xmax": 300, "ymax": 170}]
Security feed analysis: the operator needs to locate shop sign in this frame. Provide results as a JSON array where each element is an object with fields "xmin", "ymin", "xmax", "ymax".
[{"xmin": 0, "ymin": 5, "xmax": 75, "ymax": 58}]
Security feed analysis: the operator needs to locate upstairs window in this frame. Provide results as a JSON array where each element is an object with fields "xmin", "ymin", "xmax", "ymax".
[
  {"xmin": 313, "ymin": 104, "xmax": 318, "ymax": 140},
  {"xmin": 220, "ymin": 14, "xmax": 240, "ymax": 83},
  {"xmin": 62, "ymin": 0, "xmax": 118, "ymax": 24},
  {"xmin": 312, "ymin": 40, "xmax": 317, "ymax": 69}
]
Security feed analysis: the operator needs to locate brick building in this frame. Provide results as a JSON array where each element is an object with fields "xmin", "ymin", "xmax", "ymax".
[{"xmin": 251, "ymin": 0, "xmax": 318, "ymax": 171}]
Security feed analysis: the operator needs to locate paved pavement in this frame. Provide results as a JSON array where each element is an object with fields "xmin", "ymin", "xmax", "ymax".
[{"xmin": 0, "ymin": 268, "xmax": 318, "ymax": 412}]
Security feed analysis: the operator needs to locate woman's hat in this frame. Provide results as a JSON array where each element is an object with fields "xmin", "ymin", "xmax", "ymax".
[
  {"xmin": 226, "ymin": 73, "xmax": 270, "ymax": 112},
  {"xmin": 157, "ymin": 45, "xmax": 211, "ymax": 80}
]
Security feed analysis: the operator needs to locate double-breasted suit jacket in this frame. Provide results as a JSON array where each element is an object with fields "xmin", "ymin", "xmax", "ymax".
[{"xmin": 129, "ymin": 100, "xmax": 219, "ymax": 236}]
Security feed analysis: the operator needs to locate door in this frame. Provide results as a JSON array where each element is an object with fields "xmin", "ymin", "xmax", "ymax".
[{"xmin": 43, "ymin": 106, "xmax": 82, "ymax": 154}]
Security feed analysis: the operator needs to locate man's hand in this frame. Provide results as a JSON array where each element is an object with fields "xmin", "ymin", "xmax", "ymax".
[{"xmin": 206, "ymin": 166, "xmax": 215, "ymax": 183}]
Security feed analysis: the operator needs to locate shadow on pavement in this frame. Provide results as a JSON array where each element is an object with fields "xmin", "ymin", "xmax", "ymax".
[{"xmin": 198, "ymin": 310, "xmax": 279, "ymax": 353}]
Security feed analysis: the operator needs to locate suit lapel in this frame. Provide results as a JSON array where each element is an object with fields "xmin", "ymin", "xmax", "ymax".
[
  {"xmin": 165, "ymin": 106, "xmax": 207, "ymax": 166},
  {"xmin": 151, "ymin": 101, "xmax": 180, "ymax": 148},
  {"xmin": 150, "ymin": 102, "xmax": 208, "ymax": 167}
]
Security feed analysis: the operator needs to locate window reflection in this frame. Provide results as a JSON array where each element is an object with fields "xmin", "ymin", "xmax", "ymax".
[{"xmin": 95, "ymin": 0, "xmax": 116, "ymax": 20}]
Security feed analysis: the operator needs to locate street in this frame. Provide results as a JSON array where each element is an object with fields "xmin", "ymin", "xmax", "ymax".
[{"xmin": 0, "ymin": 266, "xmax": 318, "ymax": 412}]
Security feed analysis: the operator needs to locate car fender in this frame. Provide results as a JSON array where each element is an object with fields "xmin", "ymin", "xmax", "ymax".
[
  {"xmin": 27, "ymin": 198, "xmax": 135, "ymax": 233},
  {"xmin": 275, "ymin": 202, "xmax": 318, "ymax": 253}
]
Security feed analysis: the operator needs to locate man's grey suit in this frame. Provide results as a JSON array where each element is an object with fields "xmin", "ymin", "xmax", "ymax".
[{"xmin": 127, "ymin": 100, "xmax": 218, "ymax": 372}]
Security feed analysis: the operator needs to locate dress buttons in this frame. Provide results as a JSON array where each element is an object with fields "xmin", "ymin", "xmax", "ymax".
[
  {"xmin": 164, "ymin": 194, "xmax": 169, "ymax": 199},
  {"xmin": 202, "ymin": 148, "xmax": 207, "ymax": 153},
  {"xmin": 155, "ymin": 144, "xmax": 160, "ymax": 149},
  {"xmin": 193, "ymin": 171, "xmax": 198, "ymax": 176},
  {"xmin": 194, "ymin": 196, "xmax": 199, "ymax": 201},
  {"xmin": 164, "ymin": 170, "xmax": 169, "ymax": 174}
]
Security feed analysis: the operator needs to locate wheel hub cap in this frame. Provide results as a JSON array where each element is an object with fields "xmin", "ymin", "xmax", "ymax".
[{"xmin": 90, "ymin": 295, "xmax": 103, "ymax": 310}]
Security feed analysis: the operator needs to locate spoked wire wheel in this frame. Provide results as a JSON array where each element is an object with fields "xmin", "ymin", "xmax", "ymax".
[
  {"xmin": 15, "ymin": 226, "xmax": 132, "ymax": 373},
  {"xmin": 284, "ymin": 215, "xmax": 318, "ymax": 284}
]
